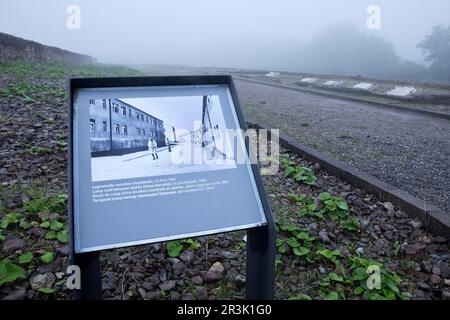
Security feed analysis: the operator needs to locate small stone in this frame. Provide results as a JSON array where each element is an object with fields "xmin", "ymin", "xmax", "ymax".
[
  {"xmin": 318, "ymin": 230, "xmax": 331, "ymax": 243},
  {"xmin": 159, "ymin": 280, "xmax": 176, "ymax": 292},
  {"xmin": 403, "ymin": 244, "xmax": 426, "ymax": 258},
  {"xmin": 179, "ymin": 250, "xmax": 195, "ymax": 263},
  {"xmin": 181, "ymin": 293, "xmax": 196, "ymax": 300},
  {"xmin": 191, "ymin": 275, "xmax": 203, "ymax": 286},
  {"xmin": 384, "ymin": 202, "xmax": 394, "ymax": 212},
  {"xmin": 194, "ymin": 286, "xmax": 208, "ymax": 300},
  {"xmin": 438, "ymin": 263, "xmax": 450, "ymax": 278},
  {"xmin": 226, "ymin": 267, "xmax": 239, "ymax": 281},
  {"xmin": 2, "ymin": 238, "xmax": 25, "ymax": 252},
  {"xmin": 355, "ymin": 247, "xmax": 365, "ymax": 255},
  {"xmin": 26, "ymin": 227, "xmax": 46, "ymax": 237},
  {"xmin": 159, "ymin": 269, "xmax": 167, "ymax": 282},
  {"xmin": 408, "ymin": 219, "xmax": 422, "ymax": 229},
  {"xmin": 383, "ymin": 231, "xmax": 394, "ymax": 241},
  {"xmin": 220, "ymin": 251, "xmax": 239, "ymax": 260},
  {"xmin": 432, "ymin": 267, "xmax": 441, "ymax": 275},
  {"xmin": 169, "ymin": 292, "xmax": 181, "ymax": 300},
  {"xmin": 235, "ymin": 275, "xmax": 246, "ymax": 286},
  {"xmin": 418, "ymin": 282, "xmax": 431, "ymax": 291},
  {"xmin": 219, "ymin": 239, "xmax": 231, "ymax": 248},
  {"xmin": 138, "ymin": 288, "xmax": 147, "ymax": 299},
  {"xmin": 3, "ymin": 288, "xmax": 27, "ymax": 300},
  {"xmin": 442, "ymin": 291, "xmax": 450, "ymax": 300},
  {"xmin": 421, "ymin": 261, "xmax": 432, "ymax": 273},
  {"xmin": 146, "ymin": 291, "xmax": 160, "ymax": 300},
  {"xmin": 56, "ymin": 245, "xmax": 69, "ymax": 256},
  {"xmin": 204, "ymin": 262, "xmax": 224, "ymax": 282},
  {"xmin": 318, "ymin": 267, "xmax": 326, "ymax": 274},
  {"xmin": 30, "ymin": 273, "xmax": 56, "ymax": 290},
  {"xmin": 430, "ymin": 274, "xmax": 441, "ymax": 285},
  {"xmin": 431, "ymin": 236, "xmax": 447, "ymax": 244}
]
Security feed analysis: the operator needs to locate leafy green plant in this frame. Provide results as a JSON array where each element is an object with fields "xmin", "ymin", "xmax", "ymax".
[
  {"xmin": 38, "ymin": 288, "xmax": 56, "ymax": 294},
  {"xmin": 284, "ymin": 166, "xmax": 317, "ymax": 186},
  {"xmin": 347, "ymin": 257, "xmax": 408, "ymax": 300},
  {"xmin": 276, "ymin": 220, "xmax": 315, "ymax": 261},
  {"xmin": 0, "ymin": 259, "xmax": 26, "ymax": 286},
  {"xmin": 24, "ymin": 193, "xmax": 67, "ymax": 215},
  {"xmin": 18, "ymin": 252, "xmax": 33, "ymax": 265},
  {"xmin": 289, "ymin": 293, "xmax": 312, "ymax": 300},
  {"xmin": 40, "ymin": 252, "xmax": 54, "ymax": 264},
  {"xmin": 182, "ymin": 238, "xmax": 201, "ymax": 250},
  {"xmin": 166, "ymin": 238, "xmax": 201, "ymax": 257},
  {"xmin": 167, "ymin": 241, "xmax": 183, "ymax": 257},
  {"xmin": 319, "ymin": 290, "xmax": 340, "ymax": 300},
  {"xmin": 0, "ymin": 212, "xmax": 23, "ymax": 229},
  {"xmin": 25, "ymin": 146, "xmax": 52, "ymax": 155},
  {"xmin": 319, "ymin": 193, "xmax": 349, "ymax": 220},
  {"xmin": 340, "ymin": 218, "xmax": 361, "ymax": 232},
  {"xmin": 317, "ymin": 249, "xmax": 341, "ymax": 266}
]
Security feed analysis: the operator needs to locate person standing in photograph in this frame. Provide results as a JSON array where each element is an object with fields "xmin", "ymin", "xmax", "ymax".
[{"xmin": 148, "ymin": 138, "xmax": 159, "ymax": 160}]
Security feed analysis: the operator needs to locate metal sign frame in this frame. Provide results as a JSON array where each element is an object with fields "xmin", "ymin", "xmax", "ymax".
[{"xmin": 68, "ymin": 75, "xmax": 276, "ymax": 300}]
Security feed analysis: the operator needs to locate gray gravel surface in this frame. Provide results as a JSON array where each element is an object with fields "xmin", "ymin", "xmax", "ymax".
[{"xmin": 235, "ymin": 80, "xmax": 450, "ymax": 213}]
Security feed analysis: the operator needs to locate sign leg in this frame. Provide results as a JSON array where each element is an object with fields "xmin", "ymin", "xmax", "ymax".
[
  {"xmin": 245, "ymin": 225, "xmax": 276, "ymax": 300},
  {"xmin": 73, "ymin": 251, "xmax": 103, "ymax": 300}
]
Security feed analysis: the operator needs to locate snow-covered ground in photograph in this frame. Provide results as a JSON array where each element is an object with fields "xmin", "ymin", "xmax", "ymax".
[
  {"xmin": 386, "ymin": 86, "xmax": 417, "ymax": 97},
  {"xmin": 353, "ymin": 82, "xmax": 374, "ymax": 90},
  {"xmin": 91, "ymin": 140, "xmax": 236, "ymax": 182},
  {"xmin": 301, "ymin": 78, "xmax": 318, "ymax": 84}
]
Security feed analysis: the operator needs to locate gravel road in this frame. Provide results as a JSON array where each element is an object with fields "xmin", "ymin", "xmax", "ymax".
[{"xmin": 235, "ymin": 79, "xmax": 450, "ymax": 213}]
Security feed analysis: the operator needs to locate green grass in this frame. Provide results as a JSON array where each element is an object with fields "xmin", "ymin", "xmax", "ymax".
[{"xmin": 0, "ymin": 59, "xmax": 142, "ymax": 80}]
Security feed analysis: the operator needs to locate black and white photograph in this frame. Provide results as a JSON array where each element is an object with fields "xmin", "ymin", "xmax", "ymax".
[{"xmin": 89, "ymin": 94, "xmax": 236, "ymax": 182}]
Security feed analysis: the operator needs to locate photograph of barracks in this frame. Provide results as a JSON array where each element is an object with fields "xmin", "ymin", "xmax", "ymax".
[{"xmin": 89, "ymin": 98, "xmax": 166, "ymax": 157}]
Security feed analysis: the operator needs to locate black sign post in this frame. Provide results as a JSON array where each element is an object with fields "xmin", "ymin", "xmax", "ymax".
[{"xmin": 68, "ymin": 75, "xmax": 276, "ymax": 300}]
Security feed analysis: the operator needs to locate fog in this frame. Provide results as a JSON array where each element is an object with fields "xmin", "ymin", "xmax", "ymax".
[{"xmin": 0, "ymin": 0, "xmax": 449, "ymax": 77}]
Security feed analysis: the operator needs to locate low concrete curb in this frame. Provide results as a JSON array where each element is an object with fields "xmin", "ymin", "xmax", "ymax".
[{"xmin": 248, "ymin": 122, "xmax": 450, "ymax": 241}]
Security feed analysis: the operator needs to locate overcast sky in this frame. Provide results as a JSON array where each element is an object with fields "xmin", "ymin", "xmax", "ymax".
[{"xmin": 1, "ymin": 1, "xmax": 449, "ymax": 68}]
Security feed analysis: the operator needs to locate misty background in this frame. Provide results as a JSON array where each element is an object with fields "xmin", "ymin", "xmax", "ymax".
[{"xmin": 1, "ymin": 0, "xmax": 449, "ymax": 82}]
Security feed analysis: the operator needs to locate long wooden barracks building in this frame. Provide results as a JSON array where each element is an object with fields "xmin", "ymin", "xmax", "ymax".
[{"xmin": 89, "ymin": 98, "xmax": 165, "ymax": 156}]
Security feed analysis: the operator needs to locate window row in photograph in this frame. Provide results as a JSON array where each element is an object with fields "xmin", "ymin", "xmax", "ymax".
[{"xmin": 89, "ymin": 99, "xmax": 162, "ymax": 128}]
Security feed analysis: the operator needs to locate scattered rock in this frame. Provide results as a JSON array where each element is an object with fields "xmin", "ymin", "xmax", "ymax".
[
  {"xmin": 194, "ymin": 286, "xmax": 208, "ymax": 300},
  {"xmin": 204, "ymin": 262, "xmax": 224, "ymax": 282},
  {"xmin": 179, "ymin": 250, "xmax": 195, "ymax": 263},
  {"xmin": 408, "ymin": 219, "xmax": 423, "ymax": 229},
  {"xmin": 2, "ymin": 238, "xmax": 25, "ymax": 252},
  {"xmin": 146, "ymin": 291, "xmax": 160, "ymax": 300},
  {"xmin": 30, "ymin": 273, "xmax": 56, "ymax": 290},
  {"xmin": 3, "ymin": 288, "xmax": 27, "ymax": 300},
  {"xmin": 191, "ymin": 275, "xmax": 203, "ymax": 286},
  {"xmin": 318, "ymin": 230, "xmax": 331, "ymax": 243},
  {"xmin": 432, "ymin": 266, "xmax": 441, "ymax": 275},
  {"xmin": 56, "ymin": 245, "xmax": 69, "ymax": 256},
  {"xmin": 404, "ymin": 244, "xmax": 426, "ymax": 258},
  {"xmin": 159, "ymin": 280, "xmax": 176, "ymax": 292},
  {"xmin": 430, "ymin": 274, "xmax": 441, "ymax": 285},
  {"xmin": 442, "ymin": 291, "xmax": 450, "ymax": 300},
  {"xmin": 383, "ymin": 202, "xmax": 394, "ymax": 212},
  {"xmin": 138, "ymin": 288, "xmax": 147, "ymax": 299},
  {"xmin": 418, "ymin": 282, "xmax": 431, "ymax": 291},
  {"xmin": 181, "ymin": 293, "xmax": 196, "ymax": 300}
]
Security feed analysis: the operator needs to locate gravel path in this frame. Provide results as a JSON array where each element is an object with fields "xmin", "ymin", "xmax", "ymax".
[{"xmin": 235, "ymin": 80, "xmax": 450, "ymax": 213}]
